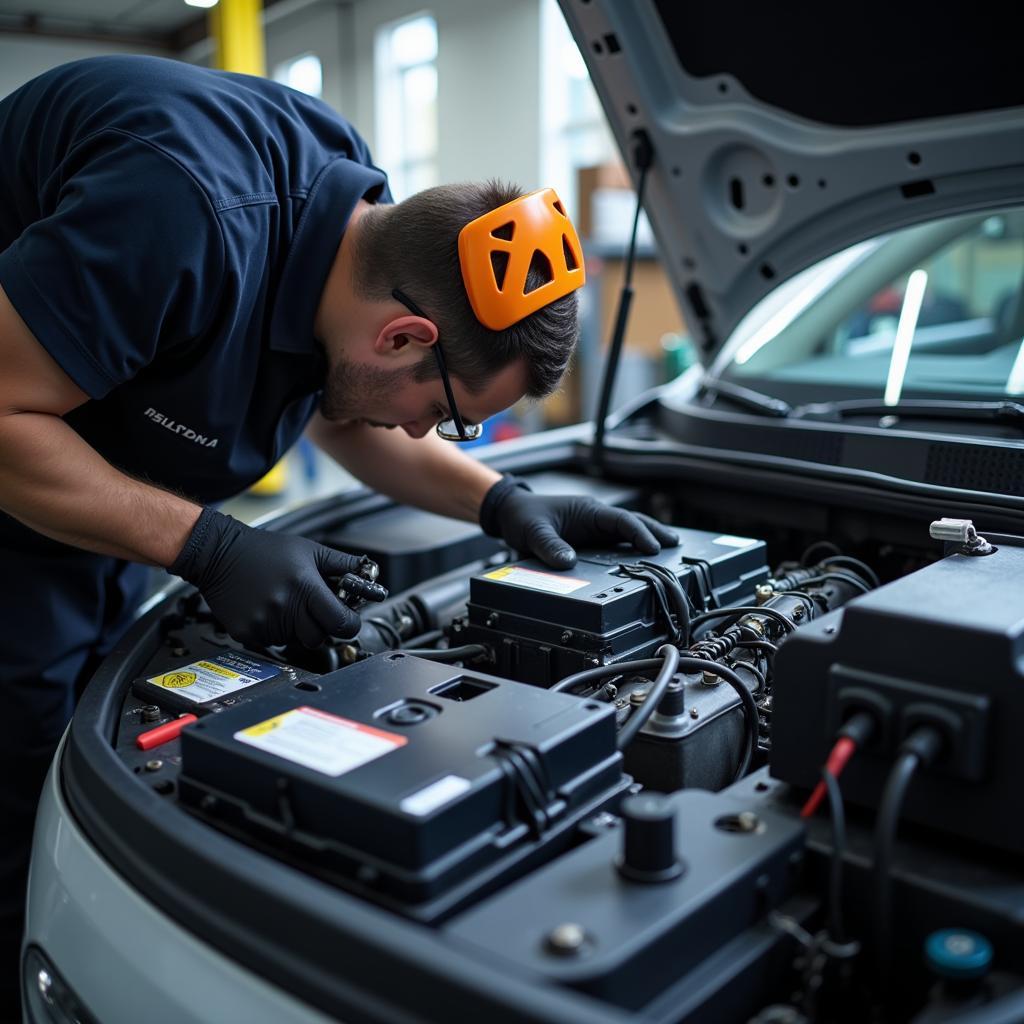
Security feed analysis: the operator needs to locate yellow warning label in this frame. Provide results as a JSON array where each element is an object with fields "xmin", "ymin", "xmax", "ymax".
[
  {"xmin": 195, "ymin": 660, "xmax": 235, "ymax": 678},
  {"xmin": 151, "ymin": 671, "xmax": 198, "ymax": 689},
  {"xmin": 485, "ymin": 566, "xmax": 514, "ymax": 580},
  {"xmin": 240, "ymin": 712, "xmax": 289, "ymax": 738}
]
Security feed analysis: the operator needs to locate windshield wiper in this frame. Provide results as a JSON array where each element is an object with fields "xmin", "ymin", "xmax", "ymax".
[
  {"xmin": 790, "ymin": 398, "xmax": 1024, "ymax": 426},
  {"xmin": 699, "ymin": 381, "xmax": 1024, "ymax": 431},
  {"xmin": 698, "ymin": 378, "xmax": 793, "ymax": 418}
]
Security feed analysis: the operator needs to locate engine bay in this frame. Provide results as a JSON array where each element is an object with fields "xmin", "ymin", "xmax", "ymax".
[{"xmin": 79, "ymin": 473, "xmax": 1024, "ymax": 1023}]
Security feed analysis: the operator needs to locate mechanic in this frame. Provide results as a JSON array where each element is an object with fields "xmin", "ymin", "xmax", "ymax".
[{"xmin": 0, "ymin": 55, "xmax": 677, "ymax": 1013}]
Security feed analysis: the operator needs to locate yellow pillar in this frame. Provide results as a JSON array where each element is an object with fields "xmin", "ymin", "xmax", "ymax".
[
  {"xmin": 210, "ymin": 0, "xmax": 286, "ymax": 497},
  {"xmin": 210, "ymin": 0, "xmax": 266, "ymax": 76}
]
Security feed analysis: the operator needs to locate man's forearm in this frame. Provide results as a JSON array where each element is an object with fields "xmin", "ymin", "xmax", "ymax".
[
  {"xmin": 308, "ymin": 417, "xmax": 501, "ymax": 522},
  {"xmin": 0, "ymin": 410, "xmax": 202, "ymax": 564}
]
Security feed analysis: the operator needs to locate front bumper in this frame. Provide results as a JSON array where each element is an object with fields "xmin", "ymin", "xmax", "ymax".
[{"xmin": 24, "ymin": 736, "xmax": 334, "ymax": 1024}]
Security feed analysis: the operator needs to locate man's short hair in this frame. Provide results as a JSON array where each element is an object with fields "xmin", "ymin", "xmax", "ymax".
[{"xmin": 352, "ymin": 181, "xmax": 579, "ymax": 397}]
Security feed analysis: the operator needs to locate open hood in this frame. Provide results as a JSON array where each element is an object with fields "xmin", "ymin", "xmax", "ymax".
[{"xmin": 558, "ymin": 1, "xmax": 1024, "ymax": 364}]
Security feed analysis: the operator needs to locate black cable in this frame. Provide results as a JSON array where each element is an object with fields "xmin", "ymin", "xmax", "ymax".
[
  {"xmin": 823, "ymin": 556, "xmax": 881, "ymax": 589},
  {"xmin": 637, "ymin": 560, "xmax": 693, "ymax": 647},
  {"xmin": 616, "ymin": 645, "xmax": 679, "ymax": 750},
  {"xmin": 690, "ymin": 605, "xmax": 797, "ymax": 634},
  {"xmin": 873, "ymin": 727, "xmax": 944, "ymax": 1001},
  {"xmin": 402, "ymin": 644, "xmax": 490, "ymax": 662},
  {"xmin": 620, "ymin": 563, "xmax": 683, "ymax": 646},
  {"xmin": 734, "ymin": 639, "xmax": 780, "ymax": 656},
  {"xmin": 401, "ymin": 628, "xmax": 444, "ymax": 649},
  {"xmin": 798, "ymin": 572, "xmax": 872, "ymax": 595},
  {"xmin": 801, "ymin": 540, "xmax": 842, "ymax": 565},
  {"xmin": 550, "ymin": 657, "xmax": 663, "ymax": 694},
  {"xmin": 592, "ymin": 130, "xmax": 653, "ymax": 471},
  {"xmin": 730, "ymin": 658, "xmax": 767, "ymax": 694},
  {"xmin": 822, "ymin": 768, "xmax": 847, "ymax": 944},
  {"xmin": 366, "ymin": 616, "xmax": 403, "ymax": 649},
  {"xmin": 675, "ymin": 656, "xmax": 759, "ymax": 780},
  {"xmin": 775, "ymin": 590, "xmax": 819, "ymax": 616}
]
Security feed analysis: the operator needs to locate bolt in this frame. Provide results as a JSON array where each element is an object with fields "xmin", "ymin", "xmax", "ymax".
[
  {"xmin": 341, "ymin": 645, "xmax": 359, "ymax": 664},
  {"xmin": 629, "ymin": 689, "xmax": 649, "ymax": 707},
  {"xmin": 792, "ymin": 605, "xmax": 805, "ymax": 621},
  {"xmin": 222, "ymin": 698, "xmax": 236, "ymax": 706},
  {"xmin": 755, "ymin": 584, "xmax": 774, "ymax": 605},
  {"xmin": 545, "ymin": 923, "xmax": 588, "ymax": 956},
  {"xmin": 486, "ymin": 613, "xmax": 499, "ymax": 628},
  {"xmin": 399, "ymin": 614, "xmax": 414, "ymax": 631},
  {"xmin": 690, "ymin": 707, "xmax": 699, "ymax": 719},
  {"xmin": 141, "ymin": 705, "xmax": 161, "ymax": 723},
  {"xmin": 737, "ymin": 811, "xmax": 760, "ymax": 832},
  {"xmin": 702, "ymin": 669, "xmax": 721, "ymax": 686},
  {"xmin": 824, "ymin": 626, "xmax": 836, "ymax": 635},
  {"xmin": 560, "ymin": 630, "xmax": 573, "ymax": 644},
  {"xmin": 145, "ymin": 760, "xmax": 163, "ymax": 772},
  {"xmin": 589, "ymin": 812, "xmax": 618, "ymax": 829}
]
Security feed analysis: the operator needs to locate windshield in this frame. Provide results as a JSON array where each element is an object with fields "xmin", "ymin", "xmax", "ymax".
[{"xmin": 717, "ymin": 207, "xmax": 1024, "ymax": 404}]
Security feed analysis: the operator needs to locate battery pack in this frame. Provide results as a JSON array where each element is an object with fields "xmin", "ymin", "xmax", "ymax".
[
  {"xmin": 460, "ymin": 527, "xmax": 770, "ymax": 686},
  {"xmin": 133, "ymin": 650, "xmax": 287, "ymax": 715},
  {"xmin": 178, "ymin": 653, "xmax": 625, "ymax": 919}
]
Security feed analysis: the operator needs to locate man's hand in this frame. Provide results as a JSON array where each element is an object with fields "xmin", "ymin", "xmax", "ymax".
[
  {"xmin": 479, "ymin": 475, "xmax": 679, "ymax": 569},
  {"xmin": 170, "ymin": 508, "xmax": 364, "ymax": 648}
]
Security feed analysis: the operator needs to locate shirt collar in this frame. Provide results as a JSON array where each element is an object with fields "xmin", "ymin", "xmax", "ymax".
[{"xmin": 269, "ymin": 157, "xmax": 389, "ymax": 355}]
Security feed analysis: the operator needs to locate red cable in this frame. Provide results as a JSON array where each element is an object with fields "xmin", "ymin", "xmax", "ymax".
[{"xmin": 801, "ymin": 736, "xmax": 858, "ymax": 818}]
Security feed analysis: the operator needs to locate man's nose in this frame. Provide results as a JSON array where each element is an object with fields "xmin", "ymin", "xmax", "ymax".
[{"xmin": 401, "ymin": 420, "xmax": 432, "ymax": 439}]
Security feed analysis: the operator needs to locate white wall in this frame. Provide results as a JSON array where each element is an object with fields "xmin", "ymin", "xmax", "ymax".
[
  {"xmin": 264, "ymin": 1, "xmax": 354, "ymax": 116},
  {"xmin": 351, "ymin": 0, "xmax": 541, "ymax": 191},
  {"xmin": 0, "ymin": 34, "xmax": 170, "ymax": 99},
  {"xmin": 1, "ymin": 0, "xmax": 544, "ymax": 189}
]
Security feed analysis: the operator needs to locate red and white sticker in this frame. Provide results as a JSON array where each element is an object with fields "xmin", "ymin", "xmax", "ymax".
[{"xmin": 234, "ymin": 706, "xmax": 406, "ymax": 777}]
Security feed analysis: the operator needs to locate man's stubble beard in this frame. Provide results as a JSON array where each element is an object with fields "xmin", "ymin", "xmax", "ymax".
[{"xmin": 319, "ymin": 349, "xmax": 419, "ymax": 422}]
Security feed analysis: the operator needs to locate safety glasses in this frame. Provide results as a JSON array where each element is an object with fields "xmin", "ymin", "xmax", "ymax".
[{"xmin": 391, "ymin": 289, "xmax": 483, "ymax": 442}]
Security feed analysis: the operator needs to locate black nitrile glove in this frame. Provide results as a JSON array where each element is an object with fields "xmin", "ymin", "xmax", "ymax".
[
  {"xmin": 170, "ymin": 507, "xmax": 364, "ymax": 648},
  {"xmin": 479, "ymin": 475, "xmax": 679, "ymax": 569}
]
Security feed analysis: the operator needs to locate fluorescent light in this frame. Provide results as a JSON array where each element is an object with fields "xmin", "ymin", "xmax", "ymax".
[
  {"xmin": 883, "ymin": 268, "xmax": 928, "ymax": 406},
  {"xmin": 184, "ymin": 0, "xmax": 218, "ymax": 8},
  {"xmin": 733, "ymin": 279, "xmax": 830, "ymax": 365},
  {"xmin": 1006, "ymin": 339, "xmax": 1024, "ymax": 395}
]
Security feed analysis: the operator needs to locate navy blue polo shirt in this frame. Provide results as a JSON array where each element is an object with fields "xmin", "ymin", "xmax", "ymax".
[{"xmin": 0, "ymin": 55, "xmax": 391, "ymax": 510}]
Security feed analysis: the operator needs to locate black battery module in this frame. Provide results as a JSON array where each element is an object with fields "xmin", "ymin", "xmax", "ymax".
[
  {"xmin": 178, "ymin": 653, "xmax": 627, "ymax": 921},
  {"xmin": 461, "ymin": 526, "xmax": 770, "ymax": 685}
]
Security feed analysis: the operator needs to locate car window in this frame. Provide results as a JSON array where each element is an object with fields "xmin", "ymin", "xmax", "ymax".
[{"xmin": 721, "ymin": 207, "xmax": 1024, "ymax": 402}]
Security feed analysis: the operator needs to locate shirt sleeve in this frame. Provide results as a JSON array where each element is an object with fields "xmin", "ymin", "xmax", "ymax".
[{"xmin": 0, "ymin": 129, "xmax": 225, "ymax": 399}]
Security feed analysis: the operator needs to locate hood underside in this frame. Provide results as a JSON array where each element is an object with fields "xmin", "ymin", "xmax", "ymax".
[{"xmin": 558, "ymin": 1, "xmax": 1024, "ymax": 363}]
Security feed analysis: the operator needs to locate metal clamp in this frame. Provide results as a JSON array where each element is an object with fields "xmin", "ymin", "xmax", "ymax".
[{"xmin": 929, "ymin": 518, "xmax": 994, "ymax": 556}]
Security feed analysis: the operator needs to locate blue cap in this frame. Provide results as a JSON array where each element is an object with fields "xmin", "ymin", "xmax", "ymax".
[{"xmin": 925, "ymin": 929, "xmax": 993, "ymax": 980}]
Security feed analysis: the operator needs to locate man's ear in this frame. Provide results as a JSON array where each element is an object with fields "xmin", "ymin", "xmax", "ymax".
[{"xmin": 373, "ymin": 315, "xmax": 438, "ymax": 358}]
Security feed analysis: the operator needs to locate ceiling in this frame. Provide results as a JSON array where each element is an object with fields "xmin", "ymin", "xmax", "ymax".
[{"xmin": 0, "ymin": 0, "xmax": 250, "ymax": 51}]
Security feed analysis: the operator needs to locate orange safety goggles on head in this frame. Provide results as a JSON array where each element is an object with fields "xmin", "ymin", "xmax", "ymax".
[{"xmin": 458, "ymin": 188, "xmax": 585, "ymax": 331}]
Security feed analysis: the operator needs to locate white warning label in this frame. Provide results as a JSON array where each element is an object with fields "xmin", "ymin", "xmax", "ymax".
[
  {"xmin": 484, "ymin": 565, "xmax": 589, "ymax": 595},
  {"xmin": 234, "ymin": 706, "xmax": 407, "ymax": 777},
  {"xmin": 712, "ymin": 535, "xmax": 756, "ymax": 548},
  {"xmin": 146, "ymin": 652, "xmax": 281, "ymax": 703}
]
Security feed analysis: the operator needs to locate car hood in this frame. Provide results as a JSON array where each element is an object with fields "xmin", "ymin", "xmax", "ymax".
[{"xmin": 558, "ymin": 1, "xmax": 1024, "ymax": 365}]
